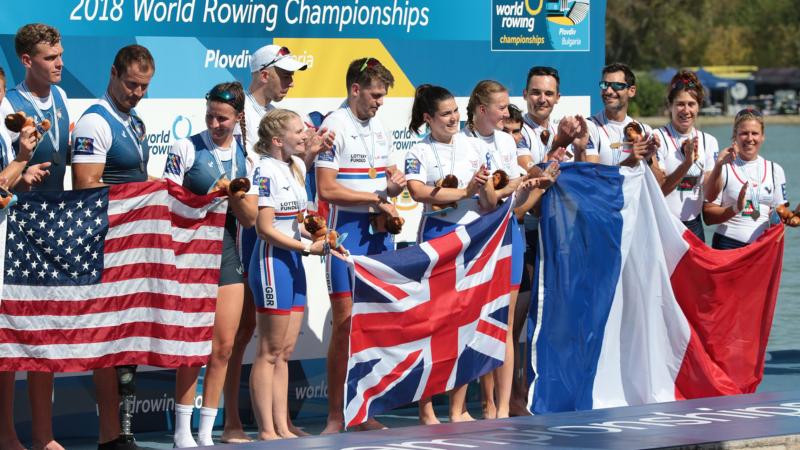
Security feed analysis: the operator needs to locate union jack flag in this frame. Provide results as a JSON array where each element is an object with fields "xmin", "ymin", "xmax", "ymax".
[{"xmin": 344, "ymin": 200, "xmax": 514, "ymax": 427}]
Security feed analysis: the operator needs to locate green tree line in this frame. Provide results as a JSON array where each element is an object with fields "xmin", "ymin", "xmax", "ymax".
[{"xmin": 606, "ymin": 0, "xmax": 800, "ymax": 69}]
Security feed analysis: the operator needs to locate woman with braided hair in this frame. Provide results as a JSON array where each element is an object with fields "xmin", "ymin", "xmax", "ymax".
[{"xmin": 162, "ymin": 81, "xmax": 258, "ymax": 447}]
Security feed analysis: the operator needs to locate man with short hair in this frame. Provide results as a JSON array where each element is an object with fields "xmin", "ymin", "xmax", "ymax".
[
  {"xmin": 71, "ymin": 44, "xmax": 156, "ymax": 450},
  {"xmin": 580, "ymin": 62, "xmax": 660, "ymax": 167},
  {"xmin": 316, "ymin": 57, "xmax": 406, "ymax": 434},
  {"xmin": 516, "ymin": 66, "xmax": 581, "ymax": 169},
  {"xmin": 2, "ymin": 23, "xmax": 66, "ymax": 191}
]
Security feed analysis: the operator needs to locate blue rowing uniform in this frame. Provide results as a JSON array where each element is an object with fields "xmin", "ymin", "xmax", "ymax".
[
  {"xmin": 74, "ymin": 103, "xmax": 150, "ymax": 184},
  {"xmin": 183, "ymin": 133, "xmax": 248, "ymax": 195},
  {"xmin": 6, "ymin": 86, "xmax": 70, "ymax": 191}
]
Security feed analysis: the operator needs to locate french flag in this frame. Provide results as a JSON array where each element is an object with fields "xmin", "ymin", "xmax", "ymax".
[{"xmin": 529, "ymin": 163, "xmax": 785, "ymax": 413}]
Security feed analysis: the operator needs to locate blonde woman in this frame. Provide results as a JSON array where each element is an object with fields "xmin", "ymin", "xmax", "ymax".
[{"xmin": 248, "ymin": 109, "xmax": 338, "ymax": 439}]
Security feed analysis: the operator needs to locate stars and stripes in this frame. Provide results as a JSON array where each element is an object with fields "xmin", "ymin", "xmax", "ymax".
[{"xmin": 0, "ymin": 181, "xmax": 228, "ymax": 372}]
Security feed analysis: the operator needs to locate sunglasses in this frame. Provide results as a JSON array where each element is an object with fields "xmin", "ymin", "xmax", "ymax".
[
  {"xmin": 599, "ymin": 81, "xmax": 630, "ymax": 91},
  {"xmin": 205, "ymin": 88, "xmax": 235, "ymax": 102},
  {"xmin": 736, "ymin": 108, "xmax": 763, "ymax": 118},
  {"xmin": 260, "ymin": 46, "xmax": 291, "ymax": 70},
  {"xmin": 670, "ymin": 78, "xmax": 697, "ymax": 90},
  {"xmin": 360, "ymin": 57, "xmax": 379, "ymax": 72}
]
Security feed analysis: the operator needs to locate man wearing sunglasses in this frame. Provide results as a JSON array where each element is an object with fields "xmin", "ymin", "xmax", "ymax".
[
  {"xmin": 71, "ymin": 44, "xmax": 156, "ymax": 450},
  {"xmin": 242, "ymin": 45, "xmax": 307, "ymax": 154},
  {"xmin": 580, "ymin": 63, "xmax": 660, "ymax": 168}
]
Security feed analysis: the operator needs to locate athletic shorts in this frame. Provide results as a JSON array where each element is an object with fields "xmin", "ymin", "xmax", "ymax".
[
  {"xmin": 219, "ymin": 213, "xmax": 244, "ymax": 286},
  {"xmin": 327, "ymin": 207, "xmax": 393, "ymax": 299},
  {"xmin": 248, "ymin": 240, "xmax": 307, "ymax": 315},
  {"xmin": 237, "ymin": 225, "xmax": 257, "ymax": 276}
]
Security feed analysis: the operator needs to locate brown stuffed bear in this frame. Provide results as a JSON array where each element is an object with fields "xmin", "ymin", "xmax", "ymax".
[
  {"xmin": 492, "ymin": 170, "xmax": 509, "ymax": 190},
  {"xmin": 431, "ymin": 174, "xmax": 459, "ymax": 213},
  {"xmin": 776, "ymin": 203, "xmax": 800, "ymax": 227},
  {"xmin": 5, "ymin": 111, "xmax": 51, "ymax": 141},
  {"xmin": 539, "ymin": 129, "xmax": 551, "ymax": 146},
  {"xmin": 211, "ymin": 176, "xmax": 251, "ymax": 199},
  {"xmin": 371, "ymin": 212, "xmax": 404, "ymax": 234},
  {"xmin": 303, "ymin": 215, "xmax": 342, "ymax": 250},
  {"xmin": 623, "ymin": 122, "xmax": 644, "ymax": 143}
]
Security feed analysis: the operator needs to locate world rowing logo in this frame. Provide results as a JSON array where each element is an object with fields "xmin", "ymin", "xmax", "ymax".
[{"xmin": 491, "ymin": 0, "xmax": 590, "ymax": 51}]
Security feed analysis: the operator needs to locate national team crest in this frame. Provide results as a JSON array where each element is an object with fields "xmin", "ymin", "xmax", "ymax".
[
  {"xmin": 405, "ymin": 158, "xmax": 421, "ymax": 175},
  {"xmin": 164, "ymin": 153, "xmax": 182, "ymax": 176},
  {"xmin": 73, "ymin": 137, "xmax": 95, "ymax": 156},
  {"xmin": 258, "ymin": 176, "xmax": 271, "ymax": 197},
  {"xmin": 318, "ymin": 147, "xmax": 336, "ymax": 162}
]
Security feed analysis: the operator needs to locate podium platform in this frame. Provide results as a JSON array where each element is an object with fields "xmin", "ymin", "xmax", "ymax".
[{"xmin": 230, "ymin": 390, "xmax": 800, "ymax": 450}]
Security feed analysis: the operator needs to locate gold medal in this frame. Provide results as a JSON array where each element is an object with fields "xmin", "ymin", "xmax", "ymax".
[
  {"xmin": 610, "ymin": 142, "xmax": 622, "ymax": 149},
  {"xmin": 368, "ymin": 167, "xmax": 377, "ymax": 179}
]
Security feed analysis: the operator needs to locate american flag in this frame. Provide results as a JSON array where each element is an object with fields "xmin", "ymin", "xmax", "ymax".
[
  {"xmin": 0, "ymin": 181, "xmax": 228, "ymax": 372},
  {"xmin": 344, "ymin": 200, "xmax": 514, "ymax": 427}
]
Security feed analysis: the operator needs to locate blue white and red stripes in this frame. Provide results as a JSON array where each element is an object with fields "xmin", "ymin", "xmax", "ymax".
[{"xmin": 529, "ymin": 163, "xmax": 784, "ymax": 413}]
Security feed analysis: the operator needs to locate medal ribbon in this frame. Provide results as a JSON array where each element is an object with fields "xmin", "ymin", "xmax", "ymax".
[
  {"xmin": 104, "ymin": 93, "xmax": 146, "ymax": 171},
  {"xmin": 21, "ymin": 82, "xmax": 60, "ymax": 154},
  {"xmin": 345, "ymin": 106, "xmax": 375, "ymax": 171}
]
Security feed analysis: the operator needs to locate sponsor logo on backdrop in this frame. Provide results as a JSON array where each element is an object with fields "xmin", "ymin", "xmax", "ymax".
[
  {"xmin": 146, "ymin": 115, "xmax": 192, "ymax": 155},
  {"xmin": 390, "ymin": 128, "xmax": 421, "ymax": 153},
  {"xmin": 491, "ymin": 0, "xmax": 590, "ymax": 51},
  {"xmin": 204, "ymin": 48, "xmax": 316, "ymax": 69},
  {"xmin": 295, "ymin": 379, "xmax": 328, "ymax": 400}
]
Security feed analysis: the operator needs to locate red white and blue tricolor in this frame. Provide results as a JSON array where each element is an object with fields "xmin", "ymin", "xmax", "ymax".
[
  {"xmin": 345, "ymin": 200, "xmax": 514, "ymax": 427},
  {"xmin": 529, "ymin": 163, "xmax": 784, "ymax": 413}
]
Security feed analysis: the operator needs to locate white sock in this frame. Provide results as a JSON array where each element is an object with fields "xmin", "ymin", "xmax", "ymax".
[
  {"xmin": 173, "ymin": 404, "xmax": 197, "ymax": 448},
  {"xmin": 196, "ymin": 407, "xmax": 218, "ymax": 446}
]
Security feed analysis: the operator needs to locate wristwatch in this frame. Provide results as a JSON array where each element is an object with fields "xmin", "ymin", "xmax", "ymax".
[{"xmin": 301, "ymin": 243, "xmax": 312, "ymax": 256}]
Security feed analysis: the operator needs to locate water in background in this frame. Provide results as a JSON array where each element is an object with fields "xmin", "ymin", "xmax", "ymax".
[{"xmin": 700, "ymin": 124, "xmax": 800, "ymax": 351}]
